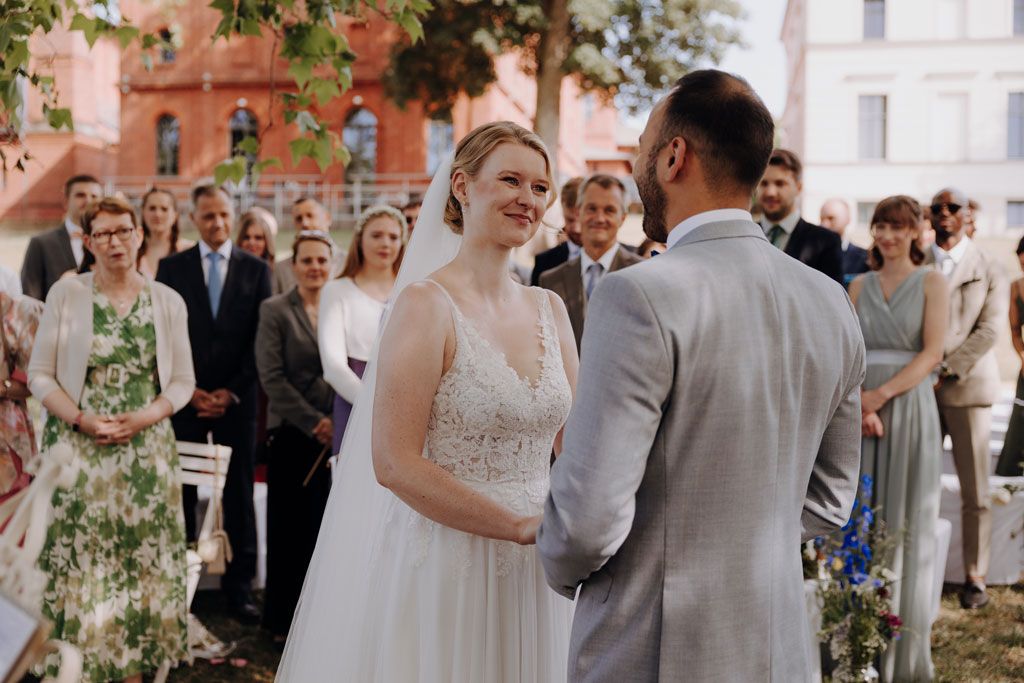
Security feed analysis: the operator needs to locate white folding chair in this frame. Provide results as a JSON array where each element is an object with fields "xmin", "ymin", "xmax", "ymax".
[{"xmin": 152, "ymin": 438, "xmax": 234, "ymax": 683}]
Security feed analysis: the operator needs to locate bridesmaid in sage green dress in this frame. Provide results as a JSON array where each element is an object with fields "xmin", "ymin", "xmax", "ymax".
[
  {"xmin": 848, "ymin": 195, "xmax": 948, "ymax": 683},
  {"xmin": 996, "ymin": 237, "xmax": 1024, "ymax": 476}
]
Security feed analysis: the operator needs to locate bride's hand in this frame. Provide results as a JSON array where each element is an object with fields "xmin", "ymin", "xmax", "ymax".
[{"xmin": 516, "ymin": 514, "xmax": 542, "ymax": 545}]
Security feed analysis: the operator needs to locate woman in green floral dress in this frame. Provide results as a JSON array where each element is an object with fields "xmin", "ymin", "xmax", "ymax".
[{"xmin": 28, "ymin": 197, "xmax": 196, "ymax": 683}]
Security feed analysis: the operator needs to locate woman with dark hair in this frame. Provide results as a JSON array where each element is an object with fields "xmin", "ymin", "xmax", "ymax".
[
  {"xmin": 848, "ymin": 195, "xmax": 947, "ymax": 682},
  {"xmin": 138, "ymin": 187, "xmax": 193, "ymax": 278},
  {"xmin": 318, "ymin": 204, "xmax": 406, "ymax": 453},
  {"xmin": 996, "ymin": 237, "xmax": 1024, "ymax": 476},
  {"xmin": 255, "ymin": 230, "xmax": 335, "ymax": 647}
]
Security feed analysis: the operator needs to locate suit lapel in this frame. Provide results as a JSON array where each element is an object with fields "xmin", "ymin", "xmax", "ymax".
[
  {"xmin": 947, "ymin": 241, "xmax": 979, "ymax": 290},
  {"xmin": 783, "ymin": 220, "xmax": 806, "ymax": 257},
  {"xmin": 608, "ymin": 248, "xmax": 637, "ymax": 273},
  {"xmin": 185, "ymin": 246, "xmax": 215, "ymax": 323},
  {"xmin": 54, "ymin": 225, "xmax": 77, "ymax": 271},
  {"xmin": 561, "ymin": 258, "xmax": 585, "ymax": 335},
  {"xmin": 217, "ymin": 247, "xmax": 245, "ymax": 319},
  {"xmin": 287, "ymin": 288, "xmax": 317, "ymax": 344}
]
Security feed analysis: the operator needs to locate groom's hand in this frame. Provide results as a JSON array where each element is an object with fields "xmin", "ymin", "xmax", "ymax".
[{"xmin": 516, "ymin": 514, "xmax": 542, "ymax": 545}]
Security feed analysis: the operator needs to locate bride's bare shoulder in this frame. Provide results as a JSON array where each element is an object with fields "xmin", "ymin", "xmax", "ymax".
[{"xmin": 387, "ymin": 280, "xmax": 454, "ymax": 333}]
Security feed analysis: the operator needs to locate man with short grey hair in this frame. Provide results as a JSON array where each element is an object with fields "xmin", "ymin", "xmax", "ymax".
[
  {"xmin": 820, "ymin": 197, "xmax": 868, "ymax": 283},
  {"xmin": 539, "ymin": 173, "xmax": 642, "ymax": 351}
]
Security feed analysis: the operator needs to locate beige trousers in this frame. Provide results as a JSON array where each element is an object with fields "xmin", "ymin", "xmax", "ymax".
[{"xmin": 938, "ymin": 404, "xmax": 992, "ymax": 579}]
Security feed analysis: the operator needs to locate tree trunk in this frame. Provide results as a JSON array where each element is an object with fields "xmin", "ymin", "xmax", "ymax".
[{"xmin": 534, "ymin": 0, "xmax": 571, "ymax": 178}]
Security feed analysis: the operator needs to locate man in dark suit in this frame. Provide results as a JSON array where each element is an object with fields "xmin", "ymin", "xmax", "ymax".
[
  {"xmin": 539, "ymin": 174, "xmax": 643, "ymax": 351},
  {"xmin": 531, "ymin": 177, "xmax": 584, "ymax": 285},
  {"xmin": 758, "ymin": 149, "xmax": 843, "ymax": 283},
  {"xmin": 820, "ymin": 197, "xmax": 869, "ymax": 283},
  {"xmin": 156, "ymin": 184, "xmax": 272, "ymax": 622},
  {"xmin": 21, "ymin": 174, "xmax": 102, "ymax": 300}
]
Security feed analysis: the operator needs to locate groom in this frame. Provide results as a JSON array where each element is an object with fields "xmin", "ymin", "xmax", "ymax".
[{"xmin": 537, "ymin": 70, "xmax": 866, "ymax": 682}]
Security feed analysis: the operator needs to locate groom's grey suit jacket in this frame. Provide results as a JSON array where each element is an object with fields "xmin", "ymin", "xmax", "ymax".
[{"xmin": 537, "ymin": 219, "xmax": 866, "ymax": 682}]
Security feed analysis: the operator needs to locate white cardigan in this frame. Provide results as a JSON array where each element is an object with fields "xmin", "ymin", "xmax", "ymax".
[
  {"xmin": 317, "ymin": 277, "xmax": 386, "ymax": 404},
  {"xmin": 28, "ymin": 273, "xmax": 196, "ymax": 413}
]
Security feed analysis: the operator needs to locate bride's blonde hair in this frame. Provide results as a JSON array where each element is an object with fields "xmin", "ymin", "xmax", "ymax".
[{"xmin": 444, "ymin": 121, "xmax": 555, "ymax": 235}]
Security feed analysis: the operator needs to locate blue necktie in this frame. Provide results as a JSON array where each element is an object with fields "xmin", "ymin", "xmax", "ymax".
[
  {"xmin": 207, "ymin": 252, "xmax": 224, "ymax": 318},
  {"xmin": 586, "ymin": 262, "xmax": 604, "ymax": 299}
]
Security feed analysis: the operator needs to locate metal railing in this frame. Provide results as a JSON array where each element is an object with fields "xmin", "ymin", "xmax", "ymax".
[{"xmin": 103, "ymin": 173, "xmax": 434, "ymax": 229}]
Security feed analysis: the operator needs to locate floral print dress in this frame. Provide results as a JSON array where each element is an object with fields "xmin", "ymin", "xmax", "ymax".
[{"xmin": 35, "ymin": 283, "xmax": 187, "ymax": 682}]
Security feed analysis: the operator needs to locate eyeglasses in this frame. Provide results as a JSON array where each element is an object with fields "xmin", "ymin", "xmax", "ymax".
[
  {"xmin": 90, "ymin": 227, "xmax": 136, "ymax": 245},
  {"xmin": 930, "ymin": 202, "xmax": 961, "ymax": 216}
]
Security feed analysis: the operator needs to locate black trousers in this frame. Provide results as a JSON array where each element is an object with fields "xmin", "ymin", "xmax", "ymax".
[
  {"xmin": 174, "ymin": 414, "xmax": 259, "ymax": 596},
  {"xmin": 262, "ymin": 423, "xmax": 331, "ymax": 636}
]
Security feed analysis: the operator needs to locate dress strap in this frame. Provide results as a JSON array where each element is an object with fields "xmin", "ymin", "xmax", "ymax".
[{"xmin": 531, "ymin": 286, "xmax": 560, "ymax": 361}]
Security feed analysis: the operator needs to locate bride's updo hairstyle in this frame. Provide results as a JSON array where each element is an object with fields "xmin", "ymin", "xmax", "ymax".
[{"xmin": 444, "ymin": 121, "xmax": 555, "ymax": 234}]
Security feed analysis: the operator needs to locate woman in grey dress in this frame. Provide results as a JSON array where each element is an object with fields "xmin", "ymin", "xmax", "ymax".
[{"xmin": 848, "ymin": 195, "xmax": 947, "ymax": 682}]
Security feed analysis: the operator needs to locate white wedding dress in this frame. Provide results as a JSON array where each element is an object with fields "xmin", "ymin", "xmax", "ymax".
[{"xmin": 276, "ymin": 153, "xmax": 574, "ymax": 682}]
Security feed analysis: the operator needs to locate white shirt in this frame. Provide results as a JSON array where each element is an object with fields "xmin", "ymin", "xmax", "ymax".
[
  {"xmin": 667, "ymin": 209, "xmax": 754, "ymax": 251},
  {"xmin": 758, "ymin": 210, "xmax": 801, "ymax": 252},
  {"xmin": 198, "ymin": 239, "xmax": 233, "ymax": 288},
  {"xmin": 0, "ymin": 264, "xmax": 21, "ymax": 296},
  {"xmin": 932, "ymin": 237, "xmax": 970, "ymax": 279},
  {"xmin": 64, "ymin": 219, "xmax": 84, "ymax": 267},
  {"xmin": 318, "ymin": 277, "xmax": 387, "ymax": 404},
  {"xmin": 580, "ymin": 244, "xmax": 619, "ymax": 297}
]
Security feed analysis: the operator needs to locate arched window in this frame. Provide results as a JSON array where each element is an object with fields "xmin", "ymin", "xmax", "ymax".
[
  {"xmin": 343, "ymin": 108, "xmax": 378, "ymax": 176},
  {"xmin": 156, "ymin": 114, "xmax": 179, "ymax": 176},
  {"xmin": 229, "ymin": 109, "xmax": 259, "ymax": 167},
  {"xmin": 427, "ymin": 114, "xmax": 453, "ymax": 174}
]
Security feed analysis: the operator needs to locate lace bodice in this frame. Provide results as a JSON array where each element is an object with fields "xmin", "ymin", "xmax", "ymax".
[{"xmin": 424, "ymin": 281, "xmax": 572, "ymax": 510}]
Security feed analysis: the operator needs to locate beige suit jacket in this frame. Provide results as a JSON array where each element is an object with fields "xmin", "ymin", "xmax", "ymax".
[
  {"xmin": 925, "ymin": 242, "xmax": 1008, "ymax": 406},
  {"xmin": 28, "ymin": 273, "xmax": 196, "ymax": 412},
  {"xmin": 538, "ymin": 246, "xmax": 643, "ymax": 351}
]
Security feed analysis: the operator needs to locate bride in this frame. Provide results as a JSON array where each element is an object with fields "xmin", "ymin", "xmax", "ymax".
[{"xmin": 276, "ymin": 121, "xmax": 579, "ymax": 681}]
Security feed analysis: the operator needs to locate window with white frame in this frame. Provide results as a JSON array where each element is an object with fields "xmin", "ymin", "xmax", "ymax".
[{"xmin": 858, "ymin": 95, "xmax": 887, "ymax": 160}]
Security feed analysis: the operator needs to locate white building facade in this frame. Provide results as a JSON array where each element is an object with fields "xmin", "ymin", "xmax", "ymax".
[{"xmin": 781, "ymin": 0, "xmax": 1024, "ymax": 235}]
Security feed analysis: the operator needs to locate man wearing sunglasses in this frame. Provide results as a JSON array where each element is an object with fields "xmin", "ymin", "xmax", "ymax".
[{"xmin": 925, "ymin": 187, "xmax": 1008, "ymax": 610}]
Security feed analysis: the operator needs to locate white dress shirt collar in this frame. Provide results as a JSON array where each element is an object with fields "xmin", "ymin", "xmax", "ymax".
[
  {"xmin": 666, "ymin": 209, "xmax": 754, "ymax": 251},
  {"xmin": 758, "ymin": 210, "xmax": 800, "ymax": 237},
  {"xmin": 580, "ymin": 243, "xmax": 619, "ymax": 273},
  {"xmin": 567, "ymin": 241, "xmax": 582, "ymax": 259},
  {"xmin": 199, "ymin": 239, "xmax": 233, "ymax": 284},
  {"xmin": 932, "ymin": 237, "xmax": 970, "ymax": 278},
  {"xmin": 64, "ymin": 219, "xmax": 84, "ymax": 266}
]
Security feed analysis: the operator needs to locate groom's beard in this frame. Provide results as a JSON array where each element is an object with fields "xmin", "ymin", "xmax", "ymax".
[{"xmin": 638, "ymin": 161, "xmax": 668, "ymax": 243}]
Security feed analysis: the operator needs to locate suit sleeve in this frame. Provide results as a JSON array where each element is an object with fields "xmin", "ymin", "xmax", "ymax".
[
  {"xmin": 816, "ymin": 231, "xmax": 844, "ymax": 284},
  {"xmin": 801, "ymin": 298, "xmax": 866, "ymax": 541},
  {"xmin": 944, "ymin": 259, "xmax": 1009, "ymax": 378},
  {"xmin": 537, "ymin": 273, "xmax": 672, "ymax": 594},
  {"xmin": 226, "ymin": 260, "xmax": 272, "ymax": 400},
  {"xmin": 20, "ymin": 236, "xmax": 45, "ymax": 301},
  {"xmin": 255, "ymin": 299, "xmax": 328, "ymax": 434}
]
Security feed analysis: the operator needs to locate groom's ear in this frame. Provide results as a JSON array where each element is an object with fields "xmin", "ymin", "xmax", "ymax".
[{"xmin": 663, "ymin": 137, "xmax": 687, "ymax": 183}]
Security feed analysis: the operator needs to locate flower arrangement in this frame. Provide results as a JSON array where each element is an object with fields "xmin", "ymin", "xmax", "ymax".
[{"xmin": 809, "ymin": 474, "xmax": 902, "ymax": 683}]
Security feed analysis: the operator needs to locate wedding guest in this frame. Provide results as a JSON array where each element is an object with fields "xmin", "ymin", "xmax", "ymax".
[
  {"xmin": 531, "ymin": 177, "xmax": 583, "ymax": 285},
  {"xmin": 926, "ymin": 186, "xmax": 1008, "ymax": 610},
  {"xmin": 996, "ymin": 236, "xmax": 1024, "ymax": 477},
  {"xmin": 0, "ymin": 264, "xmax": 21, "ymax": 296},
  {"xmin": 636, "ymin": 237, "xmax": 666, "ymax": 258},
  {"xmin": 289, "ymin": 197, "xmax": 346, "ymax": 282},
  {"xmin": 0, "ymin": 292, "xmax": 43, "ymax": 501},
  {"xmin": 539, "ymin": 174, "xmax": 643, "ymax": 351},
  {"xmin": 255, "ymin": 231, "xmax": 335, "ymax": 646},
  {"xmin": 28, "ymin": 196, "xmax": 195, "ymax": 682},
  {"xmin": 919, "ymin": 205, "xmax": 936, "ymax": 248},
  {"xmin": 156, "ymin": 184, "xmax": 271, "ymax": 623},
  {"xmin": 757, "ymin": 150, "xmax": 843, "ymax": 283},
  {"xmin": 964, "ymin": 198, "xmax": 980, "ymax": 239},
  {"xmin": 820, "ymin": 197, "xmax": 869, "ymax": 283},
  {"xmin": 138, "ymin": 187, "xmax": 194, "ymax": 279},
  {"xmin": 849, "ymin": 195, "xmax": 947, "ymax": 682},
  {"xmin": 319, "ymin": 205, "xmax": 405, "ymax": 453},
  {"xmin": 237, "ymin": 207, "xmax": 277, "ymax": 262},
  {"xmin": 402, "ymin": 194, "xmax": 423, "ymax": 235},
  {"xmin": 21, "ymin": 174, "xmax": 101, "ymax": 300}
]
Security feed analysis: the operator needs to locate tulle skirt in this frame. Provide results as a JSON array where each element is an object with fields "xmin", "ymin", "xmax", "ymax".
[{"xmin": 276, "ymin": 478, "xmax": 573, "ymax": 682}]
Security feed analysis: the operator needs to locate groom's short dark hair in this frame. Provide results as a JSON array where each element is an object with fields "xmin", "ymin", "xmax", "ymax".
[{"xmin": 659, "ymin": 70, "xmax": 774, "ymax": 195}]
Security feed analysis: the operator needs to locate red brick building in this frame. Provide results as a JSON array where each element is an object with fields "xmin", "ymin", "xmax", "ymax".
[{"xmin": 1, "ymin": 3, "xmax": 635, "ymax": 224}]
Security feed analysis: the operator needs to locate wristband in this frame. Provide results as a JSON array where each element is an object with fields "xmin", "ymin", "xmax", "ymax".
[{"xmin": 72, "ymin": 412, "xmax": 85, "ymax": 433}]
